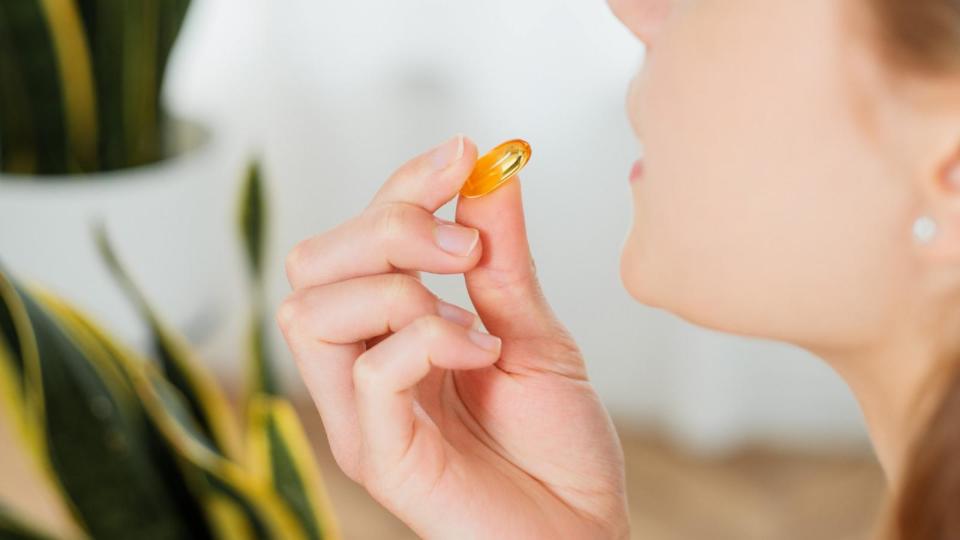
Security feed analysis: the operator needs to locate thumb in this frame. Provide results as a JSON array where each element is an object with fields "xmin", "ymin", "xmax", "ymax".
[{"xmin": 454, "ymin": 174, "xmax": 572, "ymax": 347}]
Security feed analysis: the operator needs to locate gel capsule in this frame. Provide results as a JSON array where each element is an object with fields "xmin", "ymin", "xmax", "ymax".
[{"xmin": 459, "ymin": 139, "xmax": 532, "ymax": 198}]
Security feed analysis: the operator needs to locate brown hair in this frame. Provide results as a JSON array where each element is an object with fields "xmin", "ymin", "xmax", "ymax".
[
  {"xmin": 869, "ymin": 1, "xmax": 960, "ymax": 538},
  {"xmin": 890, "ymin": 358, "xmax": 960, "ymax": 538}
]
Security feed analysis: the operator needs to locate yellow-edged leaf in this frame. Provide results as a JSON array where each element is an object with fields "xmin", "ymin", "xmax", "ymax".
[
  {"xmin": 0, "ymin": 273, "xmax": 207, "ymax": 539},
  {"xmin": 0, "ymin": 0, "xmax": 68, "ymax": 173},
  {"xmin": 38, "ymin": 0, "xmax": 99, "ymax": 171},
  {"xmin": 94, "ymin": 223, "xmax": 242, "ymax": 459},
  {"xmin": 205, "ymin": 492, "xmax": 256, "ymax": 540},
  {"xmin": 0, "ymin": 504, "xmax": 56, "ymax": 540},
  {"xmin": 0, "ymin": 273, "xmax": 43, "ymax": 457},
  {"xmin": 247, "ymin": 395, "xmax": 342, "ymax": 540},
  {"xmin": 136, "ymin": 366, "xmax": 310, "ymax": 540},
  {"xmin": 38, "ymin": 285, "xmax": 295, "ymax": 540},
  {"xmin": 238, "ymin": 159, "xmax": 281, "ymax": 415}
]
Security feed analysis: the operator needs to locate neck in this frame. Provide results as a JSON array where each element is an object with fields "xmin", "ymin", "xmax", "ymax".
[{"xmin": 814, "ymin": 321, "xmax": 949, "ymax": 487}]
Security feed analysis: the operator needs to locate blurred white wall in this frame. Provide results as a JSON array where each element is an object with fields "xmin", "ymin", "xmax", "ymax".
[{"xmin": 164, "ymin": 0, "xmax": 872, "ymax": 455}]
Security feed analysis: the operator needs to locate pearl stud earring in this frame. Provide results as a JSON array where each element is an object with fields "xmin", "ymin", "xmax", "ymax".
[{"xmin": 913, "ymin": 216, "xmax": 938, "ymax": 244}]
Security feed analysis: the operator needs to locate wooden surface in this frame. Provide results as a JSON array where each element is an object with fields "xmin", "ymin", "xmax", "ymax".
[
  {"xmin": 0, "ymin": 397, "xmax": 887, "ymax": 539},
  {"xmin": 302, "ymin": 405, "xmax": 887, "ymax": 540}
]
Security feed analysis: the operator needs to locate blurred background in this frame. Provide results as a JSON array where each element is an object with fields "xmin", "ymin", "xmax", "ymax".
[{"xmin": 0, "ymin": 0, "xmax": 886, "ymax": 538}]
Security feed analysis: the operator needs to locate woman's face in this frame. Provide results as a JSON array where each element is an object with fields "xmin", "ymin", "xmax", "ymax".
[{"xmin": 610, "ymin": 0, "xmax": 927, "ymax": 352}]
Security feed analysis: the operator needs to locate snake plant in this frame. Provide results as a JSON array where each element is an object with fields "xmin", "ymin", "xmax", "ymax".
[
  {"xmin": 0, "ymin": 0, "xmax": 192, "ymax": 175},
  {"xmin": 0, "ymin": 160, "xmax": 341, "ymax": 539}
]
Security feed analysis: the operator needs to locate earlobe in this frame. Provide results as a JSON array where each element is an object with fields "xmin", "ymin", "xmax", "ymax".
[{"xmin": 913, "ymin": 215, "xmax": 939, "ymax": 245}]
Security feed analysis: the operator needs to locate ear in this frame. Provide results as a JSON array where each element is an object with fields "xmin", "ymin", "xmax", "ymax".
[{"xmin": 917, "ymin": 145, "xmax": 960, "ymax": 262}]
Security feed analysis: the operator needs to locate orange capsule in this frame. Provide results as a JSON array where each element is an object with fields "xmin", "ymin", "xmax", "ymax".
[{"xmin": 459, "ymin": 139, "xmax": 532, "ymax": 199}]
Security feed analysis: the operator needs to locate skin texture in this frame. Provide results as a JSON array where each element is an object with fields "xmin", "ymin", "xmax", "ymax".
[
  {"xmin": 613, "ymin": 0, "xmax": 960, "ymax": 488},
  {"xmin": 279, "ymin": 133, "xmax": 630, "ymax": 539},
  {"xmin": 280, "ymin": 0, "xmax": 960, "ymax": 537}
]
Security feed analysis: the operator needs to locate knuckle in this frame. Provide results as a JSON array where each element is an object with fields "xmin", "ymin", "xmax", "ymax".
[
  {"xmin": 412, "ymin": 314, "xmax": 446, "ymax": 342},
  {"xmin": 485, "ymin": 257, "xmax": 540, "ymax": 295},
  {"xmin": 275, "ymin": 293, "xmax": 302, "ymax": 332},
  {"xmin": 383, "ymin": 272, "xmax": 425, "ymax": 310},
  {"xmin": 352, "ymin": 352, "xmax": 381, "ymax": 391},
  {"xmin": 284, "ymin": 239, "xmax": 309, "ymax": 286},
  {"xmin": 373, "ymin": 202, "xmax": 411, "ymax": 243}
]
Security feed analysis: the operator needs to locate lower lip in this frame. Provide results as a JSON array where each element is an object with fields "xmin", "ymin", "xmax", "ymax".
[{"xmin": 629, "ymin": 159, "xmax": 644, "ymax": 183}]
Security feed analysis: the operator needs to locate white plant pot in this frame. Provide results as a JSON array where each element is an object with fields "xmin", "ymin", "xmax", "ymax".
[{"xmin": 0, "ymin": 120, "xmax": 247, "ymax": 365}]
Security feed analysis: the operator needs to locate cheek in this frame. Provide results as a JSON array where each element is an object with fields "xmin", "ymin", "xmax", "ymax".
[
  {"xmin": 624, "ymin": 142, "xmax": 911, "ymax": 347},
  {"xmin": 619, "ymin": 1, "xmax": 915, "ymax": 346}
]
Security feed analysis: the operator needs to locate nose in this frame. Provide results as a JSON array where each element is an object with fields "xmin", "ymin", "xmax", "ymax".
[{"xmin": 606, "ymin": 0, "xmax": 672, "ymax": 48}]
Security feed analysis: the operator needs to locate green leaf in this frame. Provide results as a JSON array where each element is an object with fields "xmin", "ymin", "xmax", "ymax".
[
  {"xmin": 138, "ymin": 368, "xmax": 310, "ymax": 540},
  {"xmin": 0, "ymin": 273, "xmax": 205, "ymax": 539},
  {"xmin": 93, "ymin": 223, "xmax": 242, "ymax": 459},
  {"xmin": 37, "ymin": 283, "xmax": 308, "ymax": 540},
  {"xmin": 76, "ymin": 0, "xmax": 126, "ymax": 170},
  {"xmin": 247, "ymin": 396, "xmax": 342, "ymax": 540},
  {"xmin": 239, "ymin": 159, "xmax": 268, "ymax": 282},
  {"xmin": 154, "ymin": 0, "xmax": 192, "ymax": 154},
  {"xmin": 156, "ymin": 0, "xmax": 191, "ymax": 108},
  {"xmin": 0, "ymin": 268, "xmax": 37, "ymax": 445},
  {"xmin": 37, "ymin": 0, "xmax": 100, "ymax": 172},
  {"xmin": 0, "ymin": 7, "xmax": 37, "ymax": 174},
  {"xmin": 0, "ymin": 505, "xmax": 55, "ymax": 540},
  {"xmin": 37, "ymin": 288, "xmax": 216, "ymax": 540},
  {"xmin": 0, "ymin": 0, "xmax": 69, "ymax": 173},
  {"xmin": 239, "ymin": 159, "xmax": 280, "ymax": 401},
  {"xmin": 1, "ymin": 0, "xmax": 193, "ymax": 173},
  {"xmin": 121, "ymin": 0, "xmax": 159, "ymax": 166},
  {"xmin": 245, "ymin": 307, "xmax": 280, "ymax": 401}
]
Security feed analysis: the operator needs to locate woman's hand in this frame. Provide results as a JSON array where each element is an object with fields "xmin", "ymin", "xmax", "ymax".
[{"xmin": 278, "ymin": 134, "xmax": 630, "ymax": 539}]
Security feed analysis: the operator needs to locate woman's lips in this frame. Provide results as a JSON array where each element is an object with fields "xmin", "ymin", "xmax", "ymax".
[{"xmin": 629, "ymin": 159, "xmax": 644, "ymax": 183}]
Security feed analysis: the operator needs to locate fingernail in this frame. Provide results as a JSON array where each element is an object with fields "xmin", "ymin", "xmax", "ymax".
[
  {"xmin": 434, "ymin": 224, "xmax": 479, "ymax": 256},
  {"xmin": 430, "ymin": 133, "xmax": 465, "ymax": 171},
  {"xmin": 436, "ymin": 299, "xmax": 478, "ymax": 328},
  {"xmin": 467, "ymin": 329, "xmax": 501, "ymax": 352}
]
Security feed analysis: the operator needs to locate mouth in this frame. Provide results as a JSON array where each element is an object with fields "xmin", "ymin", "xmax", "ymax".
[
  {"xmin": 625, "ymin": 64, "xmax": 648, "ymax": 184},
  {"xmin": 629, "ymin": 158, "xmax": 644, "ymax": 184}
]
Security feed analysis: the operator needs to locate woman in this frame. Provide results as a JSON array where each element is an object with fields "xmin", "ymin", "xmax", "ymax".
[{"xmin": 277, "ymin": 0, "xmax": 960, "ymax": 538}]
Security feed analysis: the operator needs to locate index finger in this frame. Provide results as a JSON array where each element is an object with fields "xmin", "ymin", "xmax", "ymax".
[{"xmin": 366, "ymin": 134, "xmax": 478, "ymax": 212}]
